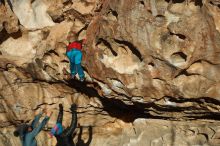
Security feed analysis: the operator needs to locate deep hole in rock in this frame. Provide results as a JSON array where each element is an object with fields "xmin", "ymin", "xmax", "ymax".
[
  {"xmin": 169, "ymin": 32, "xmax": 186, "ymax": 40},
  {"xmin": 171, "ymin": 52, "xmax": 187, "ymax": 62},
  {"xmin": 209, "ymin": 1, "xmax": 214, "ymax": 5},
  {"xmin": 139, "ymin": 0, "xmax": 145, "ymax": 5},
  {"xmin": 148, "ymin": 9, "xmax": 152, "ymax": 14},
  {"xmin": 97, "ymin": 38, "xmax": 118, "ymax": 56},
  {"xmin": 114, "ymin": 39, "xmax": 143, "ymax": 61},
  {"xmin": 109, "ymin": 9, "xmax": 118, "ymax": 18},
  {"xmin": 148, "ymin": 62, "xmax": 155, "ymax": 67},
  {"xmin": 0, "ymin": 28, "xmax": 22, "ymax": 44},
  {"xmin": 0, "ymin": 51, "xmax": 2, "ymax": 55},
  {"xmin": 52, "ymin": 15, "xmax": 65, "ymax": 23},
  {"xmin": 156, "ymin": 14, "xmax": 165, "ymax": 18},
  {"xmin": 195, "ymin": 0, "xmax": 203, "ymax": 6}
]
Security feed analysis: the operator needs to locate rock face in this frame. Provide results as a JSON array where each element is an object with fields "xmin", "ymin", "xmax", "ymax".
[{"xmin": 1, "ymin": 0, "xmax": 220, "ymax": 146}]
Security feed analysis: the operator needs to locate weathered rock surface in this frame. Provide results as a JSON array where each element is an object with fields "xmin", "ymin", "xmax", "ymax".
[
  {"xmin": 1, "ymin": 119, "xmax": 220, "ymax": 146},
  {"xmin": 1, "ymin": 0, "xmax": 220, "ymax": 146}
]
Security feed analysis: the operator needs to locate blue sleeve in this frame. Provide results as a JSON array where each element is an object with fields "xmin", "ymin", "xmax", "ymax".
[
  {"xmin": 30, "ymin": 116, "xmax": 50, "ymax": 137},
  {"xmin": 31, "ymin": 113, "xmax": 42, "ymax": 128}
]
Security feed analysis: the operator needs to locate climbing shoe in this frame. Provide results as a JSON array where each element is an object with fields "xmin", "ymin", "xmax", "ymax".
[{"xmin": 79, "ymin": 77, "xmax": 85, "ymax": 82}]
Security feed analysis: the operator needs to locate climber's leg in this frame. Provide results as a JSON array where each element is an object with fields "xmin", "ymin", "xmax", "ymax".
[
  {"xmin": 66, "ymin": 50, "xmax": 77, "ymax": 77},
  {"xmin": 74, "ymin": 50, "xmax": 85, "ymax": 81}
]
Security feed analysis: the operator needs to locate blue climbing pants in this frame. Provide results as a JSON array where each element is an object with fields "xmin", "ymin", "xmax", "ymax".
[{"xmin": 66, "ymin": 49, "xmax": 85, "ymax": 79}]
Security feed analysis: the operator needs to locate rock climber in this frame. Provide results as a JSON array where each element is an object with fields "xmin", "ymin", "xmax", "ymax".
[
  {"xmin": 49, "ymin": 103, "xmax": 77, "ymax": 146},
  {"xmin": 65, "ymin": 39, "xmax": 86, "ymax": 82},
  {"xmin": 13, "ymin": 110, "xmax": 53, "ymax": 146}
]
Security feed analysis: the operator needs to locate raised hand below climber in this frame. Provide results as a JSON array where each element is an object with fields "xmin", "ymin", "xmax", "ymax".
[
  {"xmin": 65, "ymin": 38, "xmax": 86, "ymax": 82},
  {"xmin": 14, "ymin": 110, "xmax": 53, "ymax": 146},
  {"xmin": 50, "ymin": 103, "xmax": 78, "ymax": 146}
]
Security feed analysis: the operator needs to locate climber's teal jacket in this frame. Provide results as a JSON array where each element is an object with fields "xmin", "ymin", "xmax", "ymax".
[{"xmin": 21, "ymin": 114, "xmax": 50, "ymax": 146}]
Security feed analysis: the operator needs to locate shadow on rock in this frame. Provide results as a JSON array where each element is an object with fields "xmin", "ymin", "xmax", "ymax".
[
  {"xmin": 76, "ymin": 126, "xmax": 93, "ymax": 146},
  {"xmin": 65, "ymin": 79, "xmax": 150, "ymax": 123}
]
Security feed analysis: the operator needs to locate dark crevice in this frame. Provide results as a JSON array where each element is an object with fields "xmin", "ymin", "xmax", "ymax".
[
  {"xmin": 114, "ymin": 39, "xmax": 143, "ymax": 61},
  {"xmin": 152, "ymin": 77, "xmax": 166, "ymax": 82},
  {"xmin": 42, "ymin": 30, "xmax": 50, "ymax": 40},
  {"xmin": 175, "ymin": 59, "xmax": 220, "ymax": 78},
  {"xmin": 32, "ymin": 102, "xmax": 56, "ymax": 110},
  {"xmin": 35, "ymin": 58, "xmax": 44, "ymax": 68},
  {"xmin": 184, "ymin": 113, "xmax": 220, "ymax": 120},
  {"xmin": 96, "ymin": 38, "xmax": 117, "ymax": 56},
  {"xmin": 172, "ymin": 0, "xmax": 185, "ymax": 3},
  {"xmin": 44, "ymin": 50, "xmax": 59, "ymax": 57},
  {"xmin": 162, "ymin": 96, "xmax": 220, "ymax": 108},
  {"xmin": 139, "ymin": 0, "xmax": 145, "ymax": 6},
  {"xmin": 64, "ymin": 9, "xmax": 87, "ymax": 23},
  {"xmin": 171, "ymin": 52, "xmax": 187, "ymax": 61},
  {"xmin": 174, "ymin": 69, "xmax": 189, "ymax": 78},
  {"xmin": 52, "ymin": 15, "xmax": 65, "ymax": 23},
  {"xmin": 150, "ymin": 55, "xmax": 178, "ymax": 70},
  {"xmin": 63, "ymin": 78, "xmax": 220, "ymax": 121},
  {"xmin": 82, "ymin": 66, "xmax": 89, "ymax": 73},
  {"xmin": 0, "ymin": 51, "xmax": 2, "ymax": 55},
  {"xmin": 148, "ymin": 62, "xmax": 155, "ymax": 67},
  {"xmin": 94, "ymin": 3, "xmax": 103, "ymax": 12},
  {"xmin": 6, "ymin": 0, "xmax": 13, "ymax": 10},
  {"xmin": 64, "ymin": 79, "xmax": 150, "ymax": 122},
  {"xmin": 63, "ymin": 0, "xmax": 73, "ymax": 5},
  {"xmin": 174, "ymin": 69, "xmax": 202, "ymax": 78},
  {"xmin": 191, "ymin": 59, "xmax": 220, "ymax": 66},
  {"xmin": 148, "ymin": 9, "xmax": 152, "ymax": 14},
  {"xmin": 195, "ymin": 0, "xmax": 203, "ymax": 7},
  {"xmin": 60, "ymin": 60, "xmax": 69, "ymax": 63},
  {"xmin": 108, "ymin": 9, "xmax": 118, "ymax": 18},
  {"xmin": 133, "ymin": 99, "xmax": 220, "ymax": 121},
  {"xmin": 156, "ymin": 14, "xmax": 165, "ymax": 18},
  {"xmin": 209, "ymin": 1, "xmax": 220, "ymax": 8},
  {"xmin": 74, "ymin": 23, "xmax": 89, "ymax": 39},
  {"xmin": 169, "ymin": 32, "xmax": 186, "ymax": 40},
  {"xmin": 0, "ymin": 29, "xmax": 22, "ymax": 44}
]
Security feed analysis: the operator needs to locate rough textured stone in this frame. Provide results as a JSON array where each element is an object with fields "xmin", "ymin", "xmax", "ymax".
[{"xmin": 1, "ymin": 0, "xmax": 220, "ymax": 146}]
